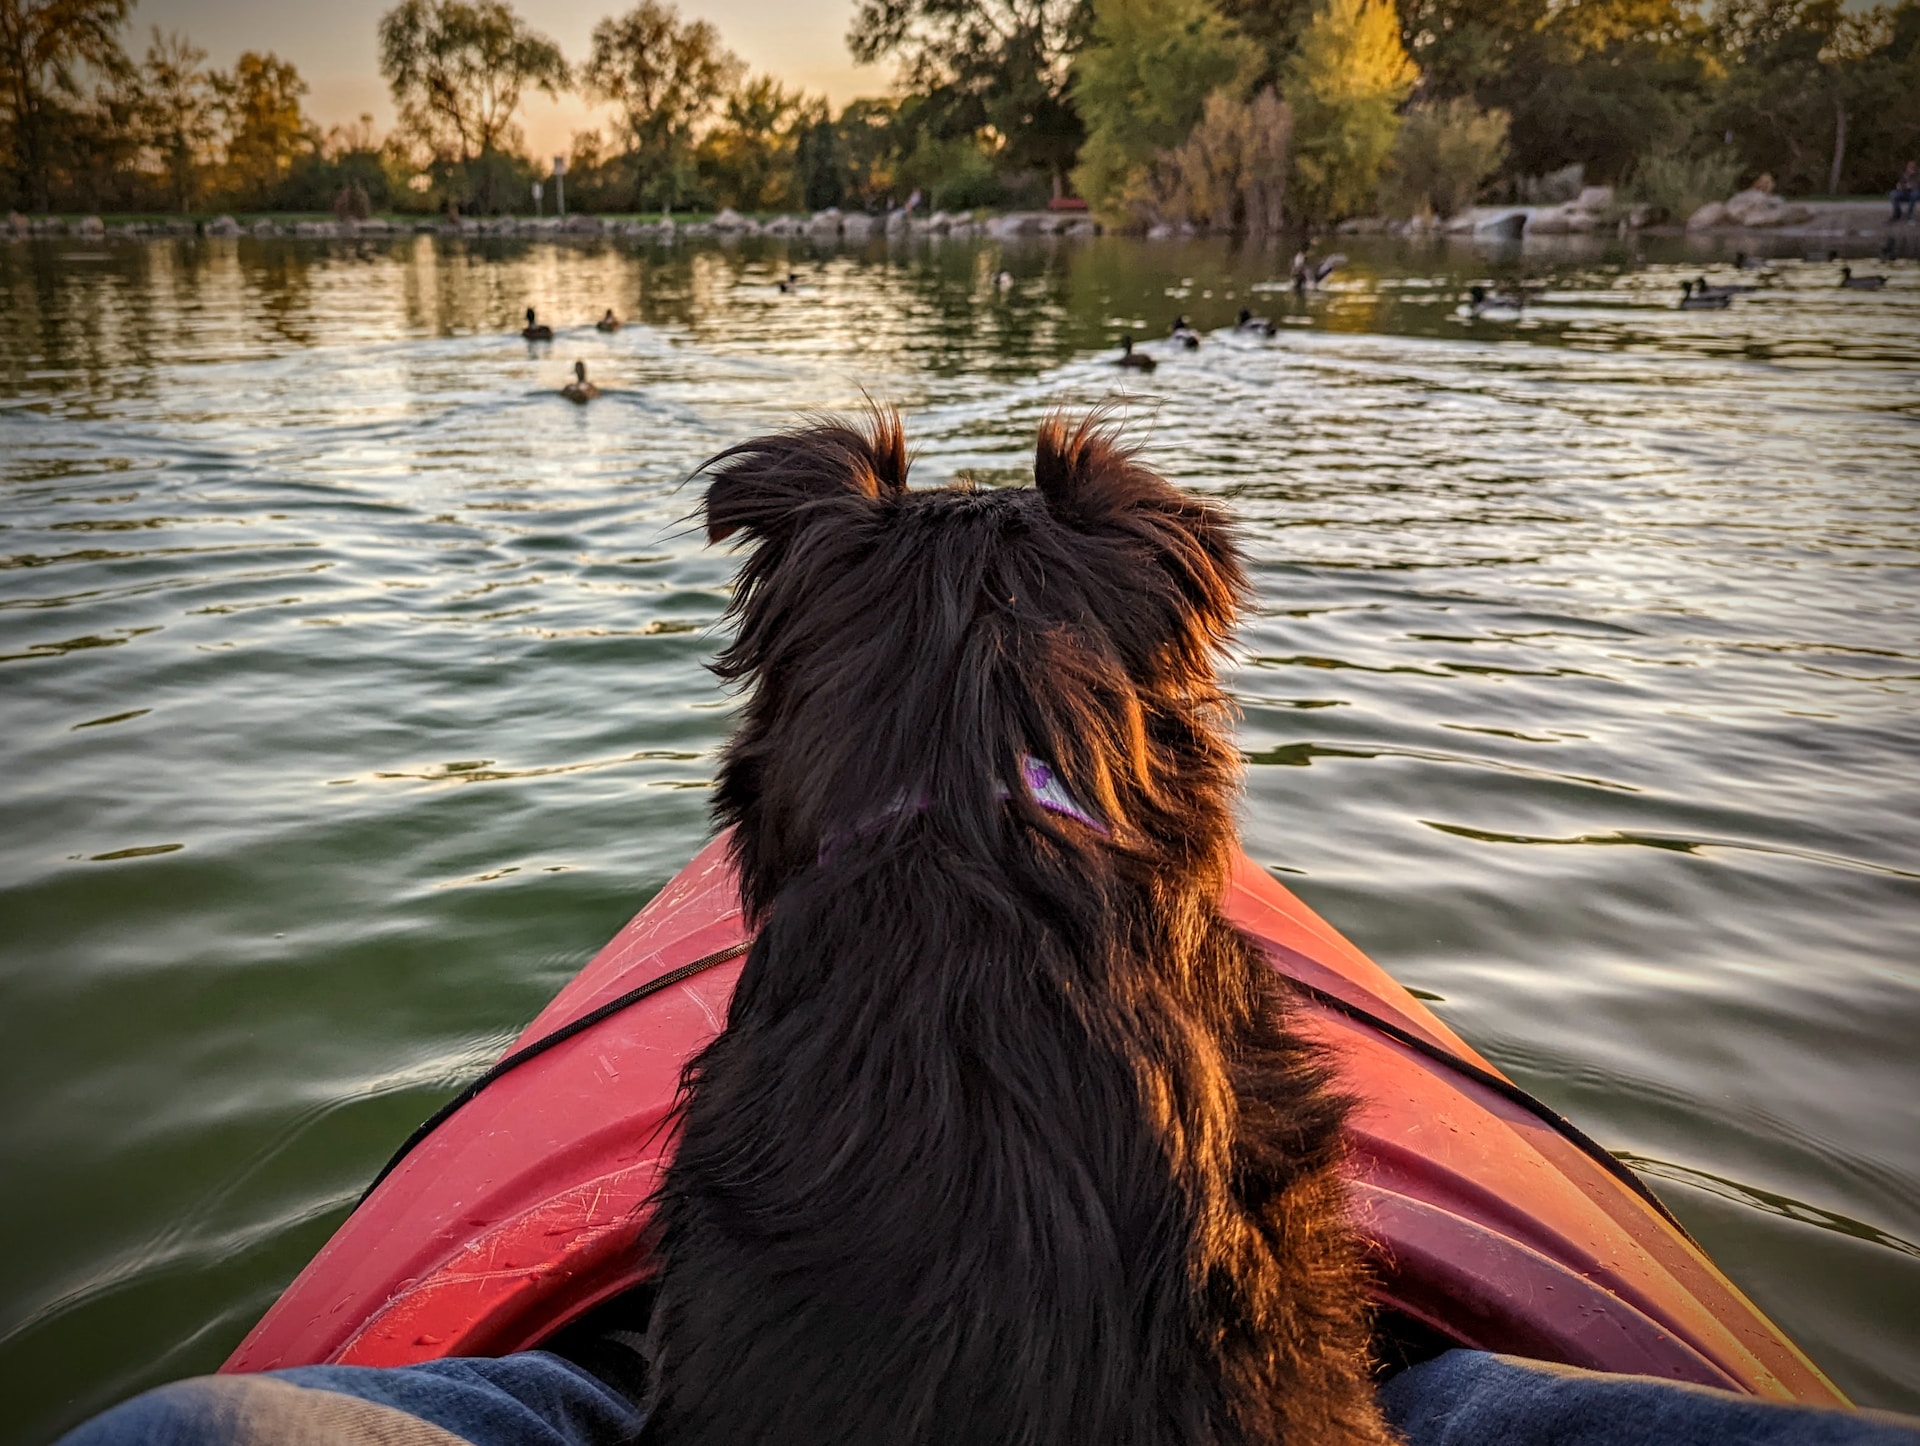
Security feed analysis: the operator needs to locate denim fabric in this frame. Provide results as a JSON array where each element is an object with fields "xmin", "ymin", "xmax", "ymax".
[
  {"xmin": 57, "ymin": 1351, "xmax": 646, "ymax": 1446},
  {"xmin": 1382, "ymin": 1349, "xmax": 1920, "ymax": 1446},
  {"xmin": 61, "ymin": 1345, "xmax": 1920, "ymax": 1445}
]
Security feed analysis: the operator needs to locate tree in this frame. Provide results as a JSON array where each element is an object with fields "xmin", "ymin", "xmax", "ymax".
[
  {"xmin": 215, "ymin": 51, "xmax": 313, "ymax": 206},
  {"xmin": 848, "ymin": 0, "xmax": 1087, "ymax": 194},
  {"xmin": 1378, "ymin": 97, "xmax": 1507, "ymax": 217},
  {"xmin": 583, "ymin": 1, "xmax": 741, "ymax": 209},
  {"xmin": 1283, "ymin": 0, "xmax": 1415, "ymax": 223},
  {"xmin": 795, "ymin": 105, "xmax": 846, "ymax": 209},
  {"xmin": 138, "ymin": 28, "xmax": 216, "ymax": 211},
  {"xmin": 1070, "ymin": 0, "xmax": 1257, "ymax": 215},
  {"xmin": 1712, "ymin": 0, "xmax": 1917, "ymax": 194},
  {"xmin": 0, "ymin": 0, "xmax": 133, "ymax": 209},
  {"xmin": 697, "ymin": 74, "xmax": 812, "ymax": 210},
  {"xmin": 377, "ymin": 0, "xmax": 566, "ymax": 166}
]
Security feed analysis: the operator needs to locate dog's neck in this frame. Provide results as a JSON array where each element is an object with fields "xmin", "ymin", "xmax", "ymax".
[{"xmin": 823, "ymin": 755, "xmax": 1105, "ymax": 863}]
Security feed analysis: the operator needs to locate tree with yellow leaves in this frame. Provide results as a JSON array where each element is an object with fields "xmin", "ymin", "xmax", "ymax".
[{"xmin": 1283, "ymin": 0, "xmax": 1415, "ymax": 223}]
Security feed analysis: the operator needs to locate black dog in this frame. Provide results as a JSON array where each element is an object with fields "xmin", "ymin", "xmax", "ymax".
[{"xmin": 640, "ymin": 409, "xmax": 1391, "ymax": 1445}]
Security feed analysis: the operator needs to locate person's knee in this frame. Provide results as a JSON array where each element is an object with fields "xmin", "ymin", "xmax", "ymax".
[{"xmin": 57, "ymin": 1373, "xmax": 467, "ymax": 1446}]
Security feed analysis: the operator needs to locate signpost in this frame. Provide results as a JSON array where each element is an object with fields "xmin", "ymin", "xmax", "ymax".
[{"xmin": 553, "ymin": 155, "xmax": 568, "ymax": 219}]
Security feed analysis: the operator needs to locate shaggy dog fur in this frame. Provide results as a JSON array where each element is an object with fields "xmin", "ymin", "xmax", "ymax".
[{"xmin": 638, "ymin": 409, "xmax": 1392, "ymax": 1446}]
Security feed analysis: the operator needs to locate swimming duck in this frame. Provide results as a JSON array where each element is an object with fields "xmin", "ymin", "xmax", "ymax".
[
  {"xmin": 1465, "ymin": 284, "xmax": 1524, "ymax": 319},
  {"xmin": 1839, "ymin": 266, "xmax": 1886, "ymax": 290},
  {"xmin": 561, "ymin": 360, "xmax": 601, "ymax": 403},
  {"xmin": 1679, "ymin": 281, "xmax": 1731, "ymax": 310},
  {"xmin": 595, "ymin": 308, "xmax": 621, "ymax": 332},
  {"xmin": 1235, "ymin": 307, "xmax": 1277, "ymax": 336},
  {"xmin": 522, "ymin": 307, "xmax": 554, "ymax": 341},
  {"xmin": 1170, "ymin": 315, "xmax": 1200, "ymax": 349},
  {"xmin": 1113, "ymin": 335, "xmax": 1156, "ymax": 371},
  {"xmin": 775, "ymin": 271, "xmax": 802, "ymax": 293}
]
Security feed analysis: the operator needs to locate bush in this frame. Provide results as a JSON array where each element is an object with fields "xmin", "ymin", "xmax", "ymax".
[
  {"xmin": 332, "ymin": 181, "xmax": 372, "ymax": 220},
  {"xmin": 1128, "ymin": 87, "xmax": 1291, "ymax": 233},
  {"xmin": 1378, "ymin": 98, "xmax": 1508, "ymax": 219},
  {"xmin": 1628, "ymin": 149, "xmax": 1741, "ymax": 222}
]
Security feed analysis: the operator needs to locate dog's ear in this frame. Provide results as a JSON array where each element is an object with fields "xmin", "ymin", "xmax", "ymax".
[
  {"xmin": 1033, "ymin": 413, "xmax": 1246, "ymax": 652},
  {"xmin": 703, "ymin": 406, "xmax": 910, "ymax": 545},
  {"xmin": 1033, "ymin": 412, "xmax": 1166, "ymax": 527}
]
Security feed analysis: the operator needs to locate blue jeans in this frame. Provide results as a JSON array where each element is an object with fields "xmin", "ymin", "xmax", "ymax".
[{"xmin": 60, "ymin": 1347, "xmax": 1920, "ymax": 1445}]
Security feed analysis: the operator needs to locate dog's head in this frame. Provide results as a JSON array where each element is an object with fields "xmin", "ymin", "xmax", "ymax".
[{"xmin": 701, "ymin": 406, "xmax": 1248, "ymax": 915}]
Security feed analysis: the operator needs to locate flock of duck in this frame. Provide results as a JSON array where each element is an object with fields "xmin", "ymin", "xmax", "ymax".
[
  {"xmin": 1105, "ymin": 250, "xmax": 1897, "ymax": 365},
  {"xmin": 519, "ymin": 244, "xmax": 1898, "ymax": 394},
  {"xmin": 520, "ymin": 306, "xmax": 621, "ymax": 403}
]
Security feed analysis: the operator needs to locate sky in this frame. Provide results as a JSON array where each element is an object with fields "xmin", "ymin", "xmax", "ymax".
[{"xmin": 136, "ymin": 0, "xmax": 889, "ymax": 160}]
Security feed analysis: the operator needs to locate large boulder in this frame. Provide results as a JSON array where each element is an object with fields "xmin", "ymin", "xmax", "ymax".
[
  {"xmin": 563, "ymin": 213, "xmax": 604, "ymax": 234},
  {"xmin": 76, "ymin": 214, "xmax": 105, "ymax": 237},
  {"xmin": 841, "ymin": 212, "xmax": 874, "ymax": 241},
  {"xmin": 1721, "ymin": 188, "xmax": 1811, "ymax": 228},
  {"xmin": 710, "ymin": 207, "xmax": 749, "ymax": 231},
  {"xmin": 807, "ymin": 207, "xmax": 843, "ymax": 236},
  {"xmin": 205, "ymin": 214, "xmax": 242, "ymax": 236},
  {"xmin": 1685, "ymin": 200, "xmax": 1728, "ymax": 231}
]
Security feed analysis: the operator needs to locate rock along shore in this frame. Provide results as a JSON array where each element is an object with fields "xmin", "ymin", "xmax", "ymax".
[{"xmin": 5, "ymin": 205, "xmax": 1103, "ymax": 245}]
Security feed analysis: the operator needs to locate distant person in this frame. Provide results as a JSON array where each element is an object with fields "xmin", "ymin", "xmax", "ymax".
[{"xmin": 1891, "ymin": 161, "xmax": 1918, "ymax": 222}]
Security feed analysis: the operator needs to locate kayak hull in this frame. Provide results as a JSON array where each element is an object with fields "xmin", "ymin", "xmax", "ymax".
[{"xmin": 225, "ymin": 835, "xmax": 1844, "ymax": 1405}]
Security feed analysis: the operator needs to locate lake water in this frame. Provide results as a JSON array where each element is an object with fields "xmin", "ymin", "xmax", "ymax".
[{"xmin": 2, "ymin": 230, "xmax": 1916, "ymax": 1440}]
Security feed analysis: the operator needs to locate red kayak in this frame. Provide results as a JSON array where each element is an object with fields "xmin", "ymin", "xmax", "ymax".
[{"xmin": 226, "ymin": 834, "xmax": 1846, "ymax": 1404}]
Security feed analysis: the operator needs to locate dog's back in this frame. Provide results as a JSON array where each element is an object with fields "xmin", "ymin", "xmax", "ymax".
[{"xmin": 641, "ymin": 412, "xmax": 1391, "ymax": 1446}]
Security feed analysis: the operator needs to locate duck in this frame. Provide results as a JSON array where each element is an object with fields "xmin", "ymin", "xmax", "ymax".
[
  {"xmin": 775, "ymin": 271, "xmax": 802, "ymax": 293},
  {"xmin": 521, "ymin": 307, "xmax": 554, "ymax": 341},
  {"xmin": 1235, "ymin": 307, "xmax": 1277, "ymax": 336},
  {"xmin": 560, "ymin": 360, "xmax": 601, "ymax": 403},
  {"xmin": 1679, "ymin": 280, "xmax": 1731, "ymax": 310},
  {"xmin": 595, "ymin": 308, "xmax": 621, "ymax": 332},
  {"xmin": 1113, "ymin": 335, "xmax": 1156, "ymax": 371},
  {"xmin": 1291, "ymin": 251, "xmax": 1346, "ymax": 292},
  {"xmin": 1735, "ymin": 251, "xmax": 1770, "ymax": 271},
  {"xmin": 1464, "ymin": 284, "xmax": 1524, "ymax": 319},
  {"xmin": 1839, "ymin": 266, "xmax": 1886, "ymax": 290},
  {"xmin": 1169, "ymin": 315, "xmax": 1200, "ymax": 349}
]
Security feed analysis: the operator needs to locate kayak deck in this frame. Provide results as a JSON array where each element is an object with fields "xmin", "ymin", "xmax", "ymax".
[{"xmin": 225, "ymin": 835, "xmax": 1844, "ymax": 1404}]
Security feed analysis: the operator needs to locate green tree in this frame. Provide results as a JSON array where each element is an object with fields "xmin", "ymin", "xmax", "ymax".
[
  {"xmin": 1712, "ymin": 0, "xmax": 1917, "ymax": 194},
  {"xmin": 835, "ymin": 95, "xmax": 907, "ymax": 207},
  {"xmin": 1283, "ymin": 0, "xmax": 1415, "ymax": 223},
  {"xmin": 697, "ymin": 74, "xmax": 811, "ymax": 210},
  {"xmin": 1070, "ymin": 0, "xmax": 1256, "ymax": 215},
  {"xmin": 377, "ymin": 0, "xmax": 566, "ymax": 171},
  {"xmin": 138, "ymin": 28, "xmax": 216, "ymax": 211},
  {"xmin": 0, "ymin": 0, "xmax": 133, "ymax": 210},
  {"xmin": 1399, "ymin": 0, "xmax": 1716, "ymax": 185},
  {"xmin": 848, "ymin": 0, "xmax": 1087, "ymax": 195},
  {"xmin": 583, "ymin": 0, "xmax": 741, "ymax": 209},
  {"xmin": 795, "ymin": 105, "xmax": 846, "ymax": 210},
  {"xmin": 215, "ymin": 51, "xmax": 313, "ymax": 206}
]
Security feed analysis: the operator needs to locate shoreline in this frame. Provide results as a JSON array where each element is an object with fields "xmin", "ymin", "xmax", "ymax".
[{"xmin": 8, "ymin": 198, "xmax": 1910, "ymax": 250}]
